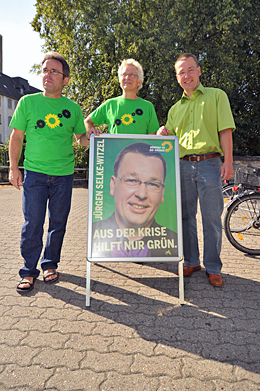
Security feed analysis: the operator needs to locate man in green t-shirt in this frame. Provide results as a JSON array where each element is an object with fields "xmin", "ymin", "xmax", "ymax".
[
  {"xmin": 84, "ymin": 59, "xmax": 159, "ymax": 136},
  {"xmin": 9, "ymin": 52, "xmax": 89, "ymax": 294},
  {"xmin": 158, "ymin": 53, "xmax": 235, "ymax": 287}
]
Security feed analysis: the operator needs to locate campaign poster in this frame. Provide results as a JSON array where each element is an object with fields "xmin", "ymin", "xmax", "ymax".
[{"xmin": 87, "ymin": 134, "xmax": 182, "ymax": 261}]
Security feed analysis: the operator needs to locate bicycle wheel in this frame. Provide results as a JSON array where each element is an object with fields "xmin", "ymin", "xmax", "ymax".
[
  {"xmin": 224, "ymin": 193, "xmax": 260, "ymax": 255},
  {"xmin": 221, "ymin": 183, "xmax": 239, "ymax": 227},
  {"xmin": 222, "ymin": 183, "xmax": 236, "ymax": 207}
]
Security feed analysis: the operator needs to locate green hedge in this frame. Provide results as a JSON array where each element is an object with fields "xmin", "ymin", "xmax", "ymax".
[{"xmin": 0, "ymin": 138, "xmax": 89, "ymax": 169}]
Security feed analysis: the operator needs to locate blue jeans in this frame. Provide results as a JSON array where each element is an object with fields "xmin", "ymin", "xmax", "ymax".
[
  {"xmin": 19, "ymin": 170, "xmax": 74, "ymax": 278},
  {"xmin": 180, "ymin": 158, "xmax": 223, "ymax": 274}
]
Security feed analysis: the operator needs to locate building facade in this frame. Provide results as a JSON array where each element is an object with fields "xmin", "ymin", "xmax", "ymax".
[{"xmin": 0, "ymin": 74, "xmax": 41, "ymax": 143}]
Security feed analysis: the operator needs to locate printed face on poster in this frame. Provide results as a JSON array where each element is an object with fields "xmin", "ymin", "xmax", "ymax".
[{"xmin": 87, "ymin": 135, "xmax": 182, "ymax": 261}]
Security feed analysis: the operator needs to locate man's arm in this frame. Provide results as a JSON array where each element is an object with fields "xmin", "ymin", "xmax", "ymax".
[
  {"xmin": 219, "ymin": 128, "xmax": 233, "ymax": 181},
  {"xmin": 9, "ymin": 129, "xmax": 25, "ymax": 190},
  {"xmin": 75, "ymin": 133, "xmax": 90, "ymax": 146},
  {"xmin": 84, "ymin": 116, "xmax": 102, "ymax": 138}
]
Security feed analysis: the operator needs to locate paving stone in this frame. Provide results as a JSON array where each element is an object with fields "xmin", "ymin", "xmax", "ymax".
[
  {"xmin": 32, "ymin": 347, "xmax": 85, "ymax": 370},
  {"xmin": 109, "ymin": 336, "xmax": 156, "ymax": 355},
  {"xmin": 45, "ymin": 367, "xmax": 105, "ymax": 391},
  {"xmin": 213, "ymin": 380, "xmax": 260, "ymax": 390},
  {"xmin": 4, "ymin": 305, "xmax": 46, "ymax": 319},
  {"xmin": 81, "ymin": 351, "xmax": 133, "ymax": 373},
  {"xmin": 0, "ymin": 364, "xmax": 52, "ymax": 389},
  {"xmin": 0, "ymin": 329, "xmax": 26, "ymax": 346},
  {"xmin": 201, "ymin": 342, "xmax": 252, "ymax": 363},
  {"xmin": 91, "ymin": 321, "xmax": 136, "ymax": 338},
  {"xmin": 154, "ymin": 343, "xmax": 201, "ymax": 359},
  {"xmin": 176, "ymin": 328, "xmax": 220, "ymax": 344},
  {"xmin": 219, "ymin": 330, "xmax": 258, "ymax": 345},
  {"xmin": 65, "ymin": 333, "xmax": 113, "ymax": 352},
  {"xmin": 0, "ymin": 316, "xmax": 19, "ymax": 330},
  {"xmin": 51, "ymin": 319, "xmax": 96, "ymax": 335},
  {"xmin": 158, "ymin": 376, "xmax": 215, "ymax": 391},
  {"xmin": 21, "ymin": 330, "xmax": 69, "ymax": 349},
  {"xmin": 30, "ymin": 295, "xmax": 68, "ymax": 309},
  {"xmin": 39, "ymin": 307, "xmax": 83, "ymax": 321},
  {"xmin": 0, "ymin": 345, "xmax": 41, "ymax": 366},
  {"xmin": 183, "ymin": 357, "xmax": 237, "ymax": 381},
  {"xmin": 131, "ymin": 354, "xmax": 182, "ymax": 377},
  {"xmin": 2, "ymin": 294, "xmax": 38, "ymax": 306},
  {"xmin": 14, "ymin": 317, "xmax": 57, "ymax": 332},
  {"xmin": 235, "ymin": 366, "xmax": 260, "ymax": 383},
  {"xmin": 101, "ymin": 372, "xmax": 159, "ymax": 390}
]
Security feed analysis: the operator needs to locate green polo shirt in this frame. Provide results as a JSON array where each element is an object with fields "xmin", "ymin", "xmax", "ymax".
[{"xmin": 165, "ymin": 84, "xmax": 235, "ymax": 158}]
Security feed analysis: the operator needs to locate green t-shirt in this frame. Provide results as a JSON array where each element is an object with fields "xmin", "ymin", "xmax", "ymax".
[
  {"xmin": 165, "ymin": 84, "xmax": 236, "ymax": 158},
  {"xmin": 10, "ymin": 93, "xmax": 85, "ymax": 175},
  {"xmin": 90, "ymin": 96, "xmax": 159, "ymax": 134}
]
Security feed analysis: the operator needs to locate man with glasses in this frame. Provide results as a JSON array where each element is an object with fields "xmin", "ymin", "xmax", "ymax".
[
  {"xmin": 91, "ymin": 142, "xmax": 178, "ymax": 258},
  {"xmin": 158, "ymin": 53, "xmax": 235, "ymax": 287},
  {"xmin": 9, "ymin": 52, "xmax": 89, "ymax": 294},
  {"xmin": 84, "ymin": 59, "xmax": 159, "ymax": 136}
]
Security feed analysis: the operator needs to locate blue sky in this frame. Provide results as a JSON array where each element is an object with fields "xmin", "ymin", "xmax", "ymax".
[{"xmin": 1, "ymin": 0, "xmax": 44, "ymax": 90}]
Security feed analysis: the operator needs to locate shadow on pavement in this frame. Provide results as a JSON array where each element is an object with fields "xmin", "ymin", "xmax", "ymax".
[{"xmin": 43, "ymin": 265, "xmax": 260, "ymax": 376}]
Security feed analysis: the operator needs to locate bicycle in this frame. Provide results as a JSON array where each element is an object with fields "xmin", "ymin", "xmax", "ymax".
[
  {"xmin": 222, "ymin": 180, "xmax": 238, "ymax": 208},
  {"xmin": 221, "ymin": 180, "xmax": 242, "ymax": 227},
  {"xmin": 223, "ymin": 166, "xmax": 260, "ymax": 255}
]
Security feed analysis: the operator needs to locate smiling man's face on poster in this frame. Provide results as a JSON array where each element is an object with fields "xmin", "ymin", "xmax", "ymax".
[{"xmin": 110, "ymin": 151, "xmax": 165, "ymax": 230}]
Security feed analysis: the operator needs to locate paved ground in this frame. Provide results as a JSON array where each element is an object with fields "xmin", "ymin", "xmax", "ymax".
[{"xmin": 0, "ymin": 186, "xmax": 259, "ymax": 391}]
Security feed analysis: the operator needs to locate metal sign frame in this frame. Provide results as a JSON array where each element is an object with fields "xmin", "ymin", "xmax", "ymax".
[{"xmin": 86, "ymin": 134, "xmax": 184, "ymax": 306}]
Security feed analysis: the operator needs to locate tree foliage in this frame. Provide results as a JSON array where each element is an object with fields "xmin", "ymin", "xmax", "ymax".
[{"xmin": 32, "ymin": 0, "xmax": 260, "ymax": 155}]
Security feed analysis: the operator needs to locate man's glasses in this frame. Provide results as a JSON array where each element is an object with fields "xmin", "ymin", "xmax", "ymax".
[
  {"xmin": 42, "ymin": 68, "xmax": 66, "ymax": 77},
  {"xmin": 121, "ymin": 73, "xmax": 138, "ymax": 79},
  {"xmin": 177, "ymin": 67, "xmax": 198, "ymax": 77},
  {"xmin": 116, "ymin": 176, "xmax": 165, "ymax": 192}
]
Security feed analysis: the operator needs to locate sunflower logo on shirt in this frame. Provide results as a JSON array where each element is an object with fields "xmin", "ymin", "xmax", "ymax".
[
  {"xmin": 114, "ymin": 108, "xmax": 144, "ymax": 127},
  {"xmin": 45, "ymin": 114, "xmax": 60, "ymax": 129},
  {"xmin": 35, "ymin": 109, "xmax": 71, "ymax": 130},
  {"xmin": 121, "ymin": 114, "xmax": 134, "ymax": 125}
]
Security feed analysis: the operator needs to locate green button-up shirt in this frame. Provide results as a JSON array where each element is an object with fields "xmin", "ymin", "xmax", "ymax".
[{"xmin": 166, "ymin": 84, "xmax": 235, "ymax": 158}]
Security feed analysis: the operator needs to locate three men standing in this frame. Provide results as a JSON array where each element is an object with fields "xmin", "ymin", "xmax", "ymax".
[
  {"xmin": 158, "ymin": 53, "xmax": 235, "ymax": 286},
  {"xmin": 9, "ymin": 51, "xmax": 235, "ymax": 292}
]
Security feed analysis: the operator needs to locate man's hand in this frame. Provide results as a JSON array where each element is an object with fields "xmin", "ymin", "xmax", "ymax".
[
  {"xmin": 84, "ymin": 116, "xmax": 102, "ymax": 139},
  {"xmin": 221, "ymin": 161, "xmax": 234, "ymax": 181},
  {"xmin": 9, "ymin": 168, "xmax": 23, "ymax": 190},
  {"xmin": 157, "ymin": 126, "xmax": 169, "ymax": 136},
  {"xmin": 87, "ymin": 127, "xmax": 102, "ymax": 138},
  {"xmin": 219, "ymin": 128, "xmax": 234, "ymax": 181},
  {"xmin": 8, "ymin": 128, "xmax": 25, "ymax": 190}
]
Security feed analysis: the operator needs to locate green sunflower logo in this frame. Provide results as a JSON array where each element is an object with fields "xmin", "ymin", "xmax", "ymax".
[{"xmin": 162, "ymin": 141, "xmax": 173, "ymax": 152}]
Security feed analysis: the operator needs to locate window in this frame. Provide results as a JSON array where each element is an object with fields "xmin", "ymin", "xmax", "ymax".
[
  {"xmin": 8, "ymin": 99, "xmax": 12, "ymax": 109},
  {"xmin": 8, "ymin": 116, "xmax": 12, "ymax": 125},
  {"xmin": 14, "ymin": 101, "xmax": 18, "ymax": 109}
]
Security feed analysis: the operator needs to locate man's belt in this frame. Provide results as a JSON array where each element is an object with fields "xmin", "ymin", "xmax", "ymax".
[{"xmin": 182, "ymin": 152, "xmax": 220, "ymax": 162}]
